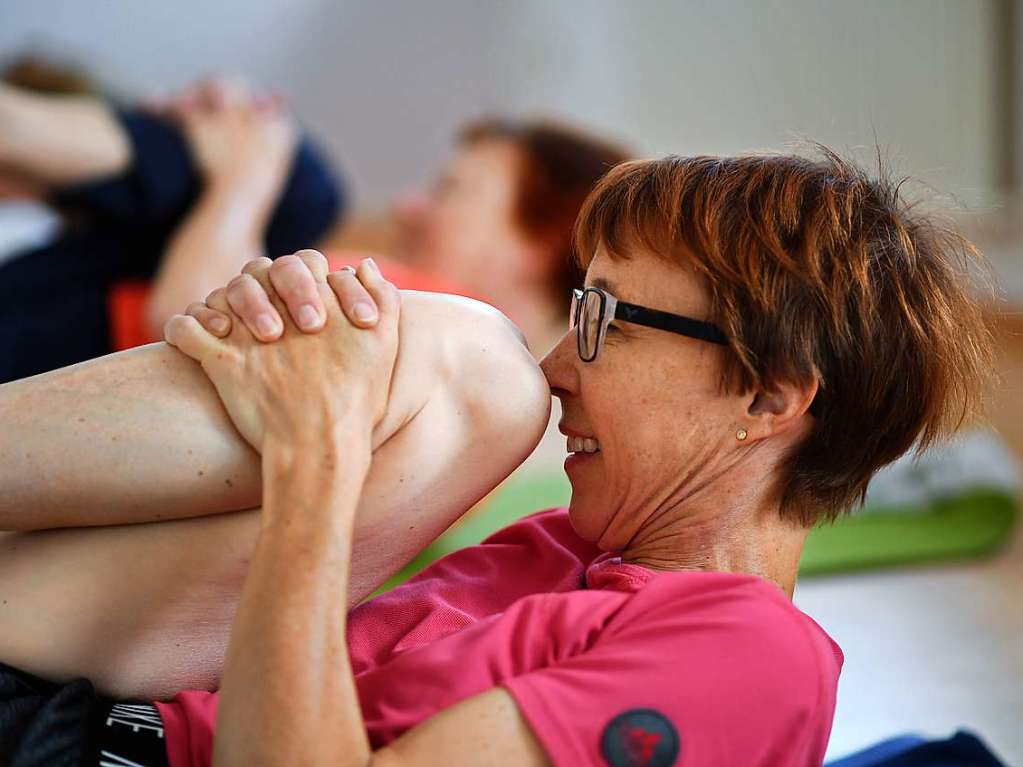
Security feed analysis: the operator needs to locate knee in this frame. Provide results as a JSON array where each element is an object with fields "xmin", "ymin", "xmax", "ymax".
[{"xmin": 393, "ymin": 291, "xmax": 551, "ymax": 460}]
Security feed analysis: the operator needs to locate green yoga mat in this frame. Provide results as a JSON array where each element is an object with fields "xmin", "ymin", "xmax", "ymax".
[
  {"xmin": 799, "ymin": 487, "xmax": 1018, "ymax": 575},
  {"xmin": 375, "ymin": 472, "xmax": 1018, "ymax": 595}
]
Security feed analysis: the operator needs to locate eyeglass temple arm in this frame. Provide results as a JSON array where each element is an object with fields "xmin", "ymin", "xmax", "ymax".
[{"xmin": 615, "ymin": 301, "xmax": 728, "ymax": 345}]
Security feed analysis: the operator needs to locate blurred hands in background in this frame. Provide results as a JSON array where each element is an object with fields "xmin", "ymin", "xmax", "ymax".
[{"xmin": 152, "ymin": 77, "xmax": 297, "ymax": 209}]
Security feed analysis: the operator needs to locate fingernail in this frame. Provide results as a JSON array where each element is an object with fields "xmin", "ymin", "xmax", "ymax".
[
  {"xmin": 365, "ymin": 257, "xmax": 380, "ymax": 274},
  {"xmin": 210, "ymin": 317, "xmax": 230, "ymax": 335},
  {"xmin": 298, "ymin": 304, "xmax": 321, "ymax": 329},
  {"xmin": 353, "ymin": 302, "xmax": 377, "ymax": 323},
  {"xmin": 256, "ymin": 313, "xmax": 278, "ymax": 337}
]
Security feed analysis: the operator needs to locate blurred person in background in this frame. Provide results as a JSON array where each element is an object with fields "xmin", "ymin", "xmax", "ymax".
[
  {"xmin": 344, "ymin": 118, "xmax": 630, "ymax": 357},
  {"xmin": 0, "ymin": 63, "xmax": 341, "ymax": 383},
  {"xmin": 360, "ymin": 121, "xmax": 631, "ymax": 575}
]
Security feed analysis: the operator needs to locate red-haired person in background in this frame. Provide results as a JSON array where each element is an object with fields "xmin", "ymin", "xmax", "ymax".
[{"xmin": 336, "ymin": 118, "xmax": 630, "ymax": 357}]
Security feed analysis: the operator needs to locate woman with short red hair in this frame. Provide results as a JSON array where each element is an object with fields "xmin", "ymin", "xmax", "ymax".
[
  {"xmin": 387, "ymin": 117, "xmax": 630, "ymax": 354},
  {"xmin": 0, "ymin": 149, "xmax": 992, "ymax": 767}
]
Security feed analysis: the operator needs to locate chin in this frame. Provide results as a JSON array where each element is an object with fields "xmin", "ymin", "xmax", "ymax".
[{"xmin": 566, "ymin": 495, "xmax": 612, "ymax": 549}]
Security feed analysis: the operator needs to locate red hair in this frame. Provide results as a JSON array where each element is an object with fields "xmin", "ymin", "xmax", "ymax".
[
  {"xmin": 575, "ymin": 150, "xmax": 994, "ymax": 524},
  {"xmin": 460, "ymin": 118, "xmax": 629, "ymax": 304}
]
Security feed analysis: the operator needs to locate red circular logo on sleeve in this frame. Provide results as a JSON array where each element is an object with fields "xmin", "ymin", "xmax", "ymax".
[{"xmin": 601, "ymin": 708, "xmax": 680, "ymax": 767}]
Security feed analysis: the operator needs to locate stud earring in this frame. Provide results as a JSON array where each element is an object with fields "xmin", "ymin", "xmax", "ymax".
[{"xmin": 736, "ymin": 428, "xmax": 748, "ymax": 441}]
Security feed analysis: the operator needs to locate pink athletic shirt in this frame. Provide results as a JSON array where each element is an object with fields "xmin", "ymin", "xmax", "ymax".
[{"xmin": 155, "ymin": 508, "xmax": 843, "ymax": 767}]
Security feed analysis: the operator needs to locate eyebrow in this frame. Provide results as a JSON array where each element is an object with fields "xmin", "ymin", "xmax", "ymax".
[{"xmin": 589, "ymin": 276, "xmax": 616, "ymax": 293}]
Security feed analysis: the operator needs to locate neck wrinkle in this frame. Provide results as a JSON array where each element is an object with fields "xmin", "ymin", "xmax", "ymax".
[{"xmin": 619, "ymin": 469, "xmax": 809, "ymax": 599}]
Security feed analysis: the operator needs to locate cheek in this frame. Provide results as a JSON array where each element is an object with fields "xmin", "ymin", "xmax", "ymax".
[
  {"xmin": 433, "ymin": 203, "xmax": 491, "ymax": 258},
  {"xmin": 567, "ymin": 350, "xmax": 734, "ymax": 542},
  {"xmin": 601, "ymin": 367, "xmax": 734, "ymax": 489}
]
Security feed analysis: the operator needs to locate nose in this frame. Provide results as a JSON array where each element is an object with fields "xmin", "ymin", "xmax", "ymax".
[{"xmin": 540, "ymin": 328, "xmax": 579, "ymax": 398}]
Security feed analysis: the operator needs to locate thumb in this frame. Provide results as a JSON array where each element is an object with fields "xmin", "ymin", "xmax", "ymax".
[{"xmin": 164, "ymin": 314, "xmax": 225, "ymax": 363}]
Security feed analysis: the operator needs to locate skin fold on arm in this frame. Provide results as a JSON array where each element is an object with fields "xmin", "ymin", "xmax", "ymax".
[{"xmin": 0, "ymin": 290, "xmax": 550, "ymax": 699}]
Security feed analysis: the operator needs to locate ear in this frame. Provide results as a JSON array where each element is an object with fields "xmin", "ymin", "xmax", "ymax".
[{"xmin": 744, "ymin": 376, "xmax": 819, "ymax": 441}]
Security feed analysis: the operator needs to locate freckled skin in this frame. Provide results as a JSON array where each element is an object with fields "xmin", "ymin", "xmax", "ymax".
[{"xmin": 541, "ymin": 248, "xmax": 814, "ymax": 585}]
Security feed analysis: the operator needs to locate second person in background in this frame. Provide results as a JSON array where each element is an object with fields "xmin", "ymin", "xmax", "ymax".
[{"xmin": 337, "ymin": 118, "xmax": 630, "ymax": 357}]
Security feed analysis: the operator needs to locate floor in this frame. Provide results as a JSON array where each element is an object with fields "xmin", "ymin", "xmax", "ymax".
[{"xmin": 794, "ymin": 311, "xmax": 1023, "ymax": 764}]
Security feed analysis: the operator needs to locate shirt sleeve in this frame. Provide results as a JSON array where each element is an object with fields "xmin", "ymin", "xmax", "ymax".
[{"xmin": 501, "ymin": 585, "xmax": 830, "ymax": 767}]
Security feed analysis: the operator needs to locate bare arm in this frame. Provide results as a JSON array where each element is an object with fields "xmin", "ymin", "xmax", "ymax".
[
  {"xmin": 143, "ymin": 85, "xmax": 298, "ymax": 336},
  {"xmin": 203, "ymin": 248, "xmax": 549, "ymax": 767},
  {"xmin": 143, "ymin": 181, "xmax": 270, "ymax": 339},
  {"xmin": 216, "ymin": 425, "xmax": 551, "ymax": 767},
  {"xmin": 0, "ymin": 82, "xmax": 130, "ymax": 185}
]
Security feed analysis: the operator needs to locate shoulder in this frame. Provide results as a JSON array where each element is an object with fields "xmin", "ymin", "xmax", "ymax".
[
  {"xmin": 482, "ymin": 507, "xmax": 572, "ymax": 543},
  {"xmin": 372, "ymin": 509, "xmax": 601, "ymax": 617},
  {"xmin": 503, "ymin": 574, "xmax": 841, "ymax": 765},
  {"xmin": 481, "ymin": 508, "xmax": 603, "ymax": 565},
  {"xmin": 597, "ymin": 573, "xmax": 840, "ymax": 696}
]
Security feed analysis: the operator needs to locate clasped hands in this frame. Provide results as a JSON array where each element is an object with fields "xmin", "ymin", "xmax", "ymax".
[{"xmin": 164, "ymin": 250, "xmax": 400, "ymax": 453}]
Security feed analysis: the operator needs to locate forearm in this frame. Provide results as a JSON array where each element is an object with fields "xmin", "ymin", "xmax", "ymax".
[
  {"xmin": 214, "ymin": 433, "xmax": 371, "ymax": 767},
  {"xmin": 0, "ymin": 82, "xmax": 131, "ymax": 185},
  {"xmin": 145, "ymin": 183, "xmax": 273, "ymax": 337}
]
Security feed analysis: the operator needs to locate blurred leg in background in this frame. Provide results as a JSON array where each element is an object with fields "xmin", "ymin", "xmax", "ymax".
[{"xmin": 0, "ymin": 75, "xmax": 343, "ymax": 383}]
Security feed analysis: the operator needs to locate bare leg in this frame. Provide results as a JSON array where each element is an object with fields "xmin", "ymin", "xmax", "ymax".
[
  {"xmin": 0, "ymin": 292, "xmax": 551, "ymax": 698},
  {"xmin": 0, "ymin": 343, "xmax": 264, "ymax": 529},
  {"xmin": 0, "ymin": 291, "xmax": 543, "ymax": 530}
]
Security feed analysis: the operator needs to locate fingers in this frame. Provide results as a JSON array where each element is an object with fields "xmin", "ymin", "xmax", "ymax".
[
  {"xmin": 185, "ymin": 301, "xmax": 231, "ymax": 337},
  {"xmin": 180, "ymin": 250, "xmax": 373, "ymax": 344},
  {"xmin": 197, "ymin": 76, "xmax": 251, "ymax": 111},
  {"xmin": 205, "ymin": 287, "xmax": 230, "ymax": 313},
  {"xmin": 226, "ymin": 273, "xmax": 284, "ymax": 342},
  {"xmin": 268, "ymin": 252, "xmax": 329, "ymax": 332},
  {"xmin": 164, "ymin": 313, "xmax": 223, "ymax": 362},
  {"xmin": 293, "ymin": 249, "xmax": 329, "ymax": 282},
  {"xmin": 327, "ymin": 265, "xmax": 380, "ymax": 328},
  {"xmin": 241, "ymin": 256, "xmax": 274, "ymax": 280},
  {"xmin": 355, "ymin": 257, "xmax": 400, "ymax": 318},
  {"xmin": 183, "ymin": 251, "xmax": 331, "ymax": 343}
]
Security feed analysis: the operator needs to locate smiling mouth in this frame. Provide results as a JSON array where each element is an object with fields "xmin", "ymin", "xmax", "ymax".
[{"xmin": 566, "ymin": 436, "xmax": 601, "ymax": 454}]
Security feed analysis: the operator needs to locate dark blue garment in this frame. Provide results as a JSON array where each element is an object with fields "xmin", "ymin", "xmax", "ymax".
[
  {"xmin": 825, "ymin": 731, "xmax": 1008, "ymax": 767},
  {"xmin": 0, "ymin": 108, "xmax": 344, "ymax": 383}
]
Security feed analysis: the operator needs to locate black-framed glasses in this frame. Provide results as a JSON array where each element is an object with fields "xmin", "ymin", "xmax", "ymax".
[{"xmin": 569, "ymin": 287, "xmax": 728, "ymax": 362}]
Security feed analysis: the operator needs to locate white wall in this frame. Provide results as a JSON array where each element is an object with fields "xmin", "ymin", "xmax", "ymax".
[{"xmin": 0, "ymin": 0, "xmax": 1000, "ymax": 208}]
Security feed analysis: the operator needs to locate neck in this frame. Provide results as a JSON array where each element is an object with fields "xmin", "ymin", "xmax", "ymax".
[{"xmin": 620, "ymin": 487, "xmax": 809, "ymax": 599}]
